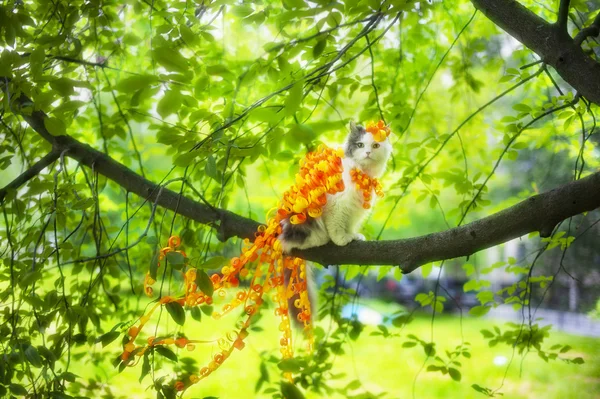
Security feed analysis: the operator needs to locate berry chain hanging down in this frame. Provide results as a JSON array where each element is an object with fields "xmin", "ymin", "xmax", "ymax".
[{"xmin": 118, "ymin": 121, "xmax": 390, "ymax": 392}]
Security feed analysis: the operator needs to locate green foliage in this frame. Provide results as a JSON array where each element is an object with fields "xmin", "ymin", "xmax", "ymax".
[{"xmin": 0, "ymin": 0, "xmax": 599, "ymax": 397}]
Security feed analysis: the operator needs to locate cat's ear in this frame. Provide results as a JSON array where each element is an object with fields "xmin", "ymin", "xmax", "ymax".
[{"xmin": 347, "ymin": 120, "xmax": 364, "ymax": 140}]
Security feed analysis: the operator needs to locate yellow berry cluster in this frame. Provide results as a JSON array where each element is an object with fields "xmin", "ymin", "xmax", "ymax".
[{"xmin": 366, "ymin": 120, "xmax": 391, "ymax": 142}]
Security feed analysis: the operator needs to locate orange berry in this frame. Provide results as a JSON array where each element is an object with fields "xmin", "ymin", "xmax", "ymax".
[
  {"xmin": 233, "ymin": 338, "xmax": 245, "ymax": 350},
  {"xmin": 168, "ymin": 236, "xmax": 181, "ymax": 248}
]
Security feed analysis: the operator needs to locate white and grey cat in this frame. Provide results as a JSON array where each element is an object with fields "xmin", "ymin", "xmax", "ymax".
[{"xmin": 279, "ymin": 121, "xmax": 392, "ymax": 252}]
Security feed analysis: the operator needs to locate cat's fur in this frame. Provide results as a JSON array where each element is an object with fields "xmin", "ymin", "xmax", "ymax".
[{"xmin": 279, "ymin": 121, "xmax": 392, "ymax": 252}]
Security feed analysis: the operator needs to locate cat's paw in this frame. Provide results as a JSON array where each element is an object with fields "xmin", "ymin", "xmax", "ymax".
[
  {"xmin": 330, "ymin": 234, "xmax": 354, "ymax": 246},
  {"xmin": 353, "ymin": 233, "xmax": 366, "ymax": 241}
]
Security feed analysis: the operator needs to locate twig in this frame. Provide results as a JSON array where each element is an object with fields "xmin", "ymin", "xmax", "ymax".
[
  {"xmin": 557, "ymin": 0, "xmax": 571, "ymax": 32},
  {"xmin": 573, "ymin": 12, "xmax": 600, "ymax": 46},
  {"xmin": 0, "ymin": 150, "xmax": 60, "ymax": 203}
]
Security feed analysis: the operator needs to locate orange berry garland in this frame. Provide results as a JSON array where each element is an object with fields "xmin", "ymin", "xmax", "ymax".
[
  {"xmin": 366, "ymin": 120, "xmax": 391, "ymax": 142},
  {"xmin": 349, "ymin": 168, "xmax": 384, "ymax": 209},
  {"xmin": 119, "ymin": 136, "xmax": 387, "ymax": 392}
]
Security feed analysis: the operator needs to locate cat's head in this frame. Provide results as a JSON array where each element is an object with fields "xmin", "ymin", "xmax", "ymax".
[{"xmin": 344, "ymin": 121, "xmax": 392, "ymax": 174}]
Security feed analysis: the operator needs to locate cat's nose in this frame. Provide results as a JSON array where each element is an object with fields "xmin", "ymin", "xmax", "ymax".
[{"xmin": 366, "ymin": 151, "xmax": 371, "ymax": 155}]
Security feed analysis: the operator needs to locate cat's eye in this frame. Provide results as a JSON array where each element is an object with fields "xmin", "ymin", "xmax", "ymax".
[
  {"xmin": 372, "ymin": 143, "xmax": 380, "ymax": 149},
  {"xmin": 356, "ymin": 143, "xmax": 364, "ymax": 148}
]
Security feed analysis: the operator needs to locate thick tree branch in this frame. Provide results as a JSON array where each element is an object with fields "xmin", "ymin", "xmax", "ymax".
[
  {"xmin": 13, "ymin": 94, "xmax": 260, "ymax": 242},
  {"xmin": 297, "ymin": 171, "xmax": 600, "ymax": 272},
  {"xmin": 0, "ymin": 150, "xmax": 60, "ymax": 203},
  {"xmin": 11, "ymin": 95, "xmax": 600, "ymax": 274},
  {"xmin": 470, "ymin": 0, "xmax": 600, "ymax": 105}
]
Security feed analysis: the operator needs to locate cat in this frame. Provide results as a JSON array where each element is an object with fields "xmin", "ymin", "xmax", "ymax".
[{"xmin": 279, "ymin": 121, "xmax": 392, "ymax": 253}]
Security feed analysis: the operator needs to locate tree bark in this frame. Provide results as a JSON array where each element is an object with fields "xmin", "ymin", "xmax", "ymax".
[{"xmin": 470, "ymin": 0, "xmax": 600, "ymax": 105}]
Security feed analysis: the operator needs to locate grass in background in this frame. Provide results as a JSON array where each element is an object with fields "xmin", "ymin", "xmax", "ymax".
[{"xmin": 82, "ymin": 299, "xmax": 599, "ymax": 398}]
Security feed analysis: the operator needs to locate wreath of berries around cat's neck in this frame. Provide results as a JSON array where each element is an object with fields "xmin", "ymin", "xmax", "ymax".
[
  {"xmin": 348, "ymin": 119, "xmax": 388, "ymax": 208},
  {"xmin": 349, "ymin": 168, "xmax": 384, "ymax": 209}
]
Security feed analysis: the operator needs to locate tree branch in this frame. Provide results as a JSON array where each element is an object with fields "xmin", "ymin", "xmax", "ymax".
[
  {"xmin": 573, "ymin": 12, "xmax": 600, "ymax": 46},
  {"xmin": 296, "ymin": 171, "xmax": 600, "ymax": 272},
  {"xmin": 0, "ymin": 150, "xmax": 60, "ymax": 203},
  {"xmin": 13, "ymin": 94, "xmax": 260, "ymax": 242},
  {"xmin": 557, "ymin": 0, "xmax": 570, "ymax": 32},
  {"xmin": 470, "ymin": 0, "xmax": 600, "ymax": 105},
  {"xmin": 11, "ymin": 94, "xmax": 600, "ymax": 274}
]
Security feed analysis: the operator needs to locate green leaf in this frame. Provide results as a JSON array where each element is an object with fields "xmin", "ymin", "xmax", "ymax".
[
  {"xmin": 512, "ymin": 103, "xmax": 531, "ymax": 112},
  {"xmin": 174, "ymin": 150, "xmax": 202, "ymax": 167},
  {"xmin": 421, "ymin": 262, "xmax": 433, "ymax": 278},
  {"xmin": 427, "ymin": 365, "xmax": 444, "ymax": 372},
  {"xmin": 462, "ymin": 263, "xmax": 475, "ymax": 277},
  {"xmin": 313, "ymin": 38, "xmax": 326, "ymax": 58},
  {"xmin": 200, "ymin": 305, "xmax": 213, "ymax": 316},
  {"xmin": 463, "ymin": 280, "xmax": 478, "ymax": 292},
  {"xmin": 232, "ymin": 5, "xmax": 254, "ymax": 18},
  {"xmin": 149, "ymin": 250, "xmax": 159, "ymax": 280},
  {"xmin": 477, "ymin": 291, "xmax": 494, "ymax": 305},
  {"xmin": 179, "ymin": 24, "xmax": 198, "ymax": 45},
  {"xmin": 123, "ymin": 32, "xmax": 142, "ymax": 45},
  {"xmin": 24, "ymin": 345, "xmax": 43, "ymax": 368},
  {"xmin": 198, "ymin": 256, "xmax": 228, "ymax": 270},
  {"xmin": 29, "ymin": 47, "xmax": 45, "ymax": 78},
  {"xmin": 71, "ymin": 197, "xmax": 95, "ymax": 210},
  {"xmin": 166, "ymin": 251, "xmax": 185, "ymax": 265},
  {"xmin": 152, "ymin": 47, "xmax": 189, "ymax": 73},
  {"xmin": 146, "ymin": 236, "xmax": 158, "ymax": 245},
  {"xmin": 157, "ymin": 90, "xmax": 183, "ymax": 118},
  {"xmin": 205, "ymin": 155, "xmax": 218, "ymax": 181},
  {"xmin": 469, "ymin": 305, "xmax": 491, "ymax": 317},
  {"xmin": 250, "ymin": 107, "xmax": 280, "ymax": 123},
  {"xmin": 154, "ymin": 346, "xmax": 178, "ymax": 362},
  {"xmin": 50, "ymin": 78, "xmax": 76, "ymax": 96},
  {"xmin": 157, "ymin": 128, "xmax": 183, "ymax": 145},
  {"xmin": 289, "ymin": 124, "xmax": 315, "ymax": 145},
  {"xmin": 139, "ymin": 352, "xmax": 150, "ymax": 382},
  {"xmin": 284, "ymin": 81, "xmax": 303, "ymax": 116},
  {"xmin": 392, "ymin": 313, "xmax": 413, "ymax": 327},
  {"xmin": 9, "ymin": 384, "xmax": 28, "ymax": 396},
  {"xmin": 190, "ymin": 306, "xmax": 202, "ymax": 322},
  {"xmin": 115, "ymin": 75, "xmax": 158, "ymax": 92},
  {"xmin": 280, "ymin": 381, "xmax": 305, "ymax": 399},
  {"xmin": 274, "ymin": 150, "xmax": 294, "ymax": 161},
  {"xmin": 19, "ymin": 271, "xmax": 42, "ymax": 288},
  {"xmin": 448, "ymin": 367, "xmax": 462, "ymax": 381},
  {"xmin": 165, "ymin": 301, "xmax": 186, "ymax": 326},
  {"xmin": 97, "ymin": 330, "xmax": 120, "ymax": 347},
  {"xmin": 44, "ymin": 117, "xmax": 66, "ymax": 136},
  {"xmin": 423, "ymin": 343, "xmax": 436, "ymax": 357},
  {"xmin": 195, "ymin": 269, "xmax": 214, "ymax": 297},
  {"xmin": 326, "ymin": 12, "xmax": 342, "ymax": 27},
  {"xmin": 277, "ymin": 358, "xmax": 302, "ymax": 372},
  {"xmin": 560, "ymin": 345, "xmax": 572, "ymax": 353}
]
